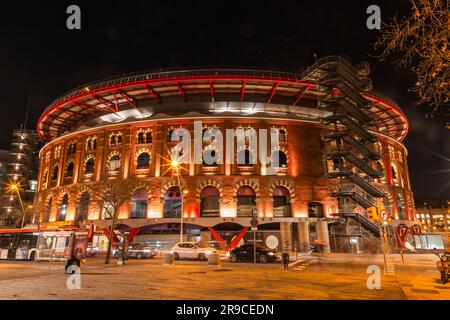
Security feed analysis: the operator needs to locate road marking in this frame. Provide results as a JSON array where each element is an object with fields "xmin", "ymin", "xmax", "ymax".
[
  {"xmin": 288, "ymin": 259, "xmax": 309, "ymax": 271},
  {"xmin": 293, "ymin": 265, "xmax": 307, "ymax": 271},
  {"xmin": 385, "ymin": 258, "xmax": 395, "ymax": 275}
]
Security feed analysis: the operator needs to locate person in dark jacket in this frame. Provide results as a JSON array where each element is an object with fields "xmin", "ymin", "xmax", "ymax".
[
  {"xmin": 65, "ymin": 254, "xmax": 81, "ymax": 274},
  {"xmin": 282, "ymin": 253, "xmax": 290, "ymax": 270}
]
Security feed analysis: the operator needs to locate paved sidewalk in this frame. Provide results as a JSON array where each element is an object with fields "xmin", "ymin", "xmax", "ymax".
[{"xmin": 0, "ymin": 254, "xmax": 447, "ymax": 300}]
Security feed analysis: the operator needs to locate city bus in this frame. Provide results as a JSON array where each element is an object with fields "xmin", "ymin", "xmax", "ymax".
[{"xmin": 0, "ymin": 229, "xmax": 39, "ymax": 260}]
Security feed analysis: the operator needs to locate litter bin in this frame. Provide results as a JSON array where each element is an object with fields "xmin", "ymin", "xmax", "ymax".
[{"xmin": 163, "ymin": 253, "xmax": 174, "ymax": 265}]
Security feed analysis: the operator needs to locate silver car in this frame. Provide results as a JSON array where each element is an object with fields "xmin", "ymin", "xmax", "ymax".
[{"xmin": 170, "ymin": 242, "xmax": 218, "ymax": 260}]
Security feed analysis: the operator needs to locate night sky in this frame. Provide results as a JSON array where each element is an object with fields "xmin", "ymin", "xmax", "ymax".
[{"xmin": 0, "ymin": 1, "xmax": 448, "ymax": 201}]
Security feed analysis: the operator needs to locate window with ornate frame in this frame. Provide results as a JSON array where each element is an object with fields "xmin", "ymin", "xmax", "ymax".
[
  {"xmin": 86, "ymin": 136, "xmax": 97, "ymax": 151},
  {"xmin": 66, "ymin": 161, "xmax": 74, "ymax": 178},
  {"xmin": 136, "ymin": 129, "xmax": 152, "ymax": 145},
  {"xmin": 85, "ymin": 157, "xmax": 95, "ymax": 174},
  {"xmin": 108, "ymin": 154, "xmax": 121, "ymax": 172},
  {"xmin": 109, "ymin": 132, "xmax": 123, "ymax": 147},
  {"xmin": 67, "ymin": 141, "xmax": 77, "ymax": 156}
]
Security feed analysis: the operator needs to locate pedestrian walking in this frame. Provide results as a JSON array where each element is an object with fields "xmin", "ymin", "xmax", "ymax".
[{"xmin": 282, "ymin": 252, "xmax": 290, "ymax": 270}]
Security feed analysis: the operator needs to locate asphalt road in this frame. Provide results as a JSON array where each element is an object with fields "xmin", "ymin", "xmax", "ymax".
[{"xmin": 0, "ymin": 255, "xmax": 448, "ymax": 300}]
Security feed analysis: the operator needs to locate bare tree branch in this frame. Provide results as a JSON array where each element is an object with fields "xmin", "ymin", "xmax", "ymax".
[
  {"xmin": 374, "ymin": 0, "xmax": 450, "ymax": 118},
  {"xmin": 90, "ymin": 180, "xmax": 132, "ymax": 264}
]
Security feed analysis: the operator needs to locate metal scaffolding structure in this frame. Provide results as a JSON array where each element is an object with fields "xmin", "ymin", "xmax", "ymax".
[{"xmin": 303, "ymin": 56, "xmax": 387, "ymax": 247}]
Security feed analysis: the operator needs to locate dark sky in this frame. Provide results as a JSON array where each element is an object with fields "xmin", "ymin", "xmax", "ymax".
[{"xmin": 0, "ymin": 0, "xmax": 448, "ymax": 200}]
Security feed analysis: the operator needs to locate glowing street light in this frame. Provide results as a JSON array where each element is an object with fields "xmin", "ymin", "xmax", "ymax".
[{"xmin": 8, "ymin": 183, "xmax": 29, "ymax": 228}]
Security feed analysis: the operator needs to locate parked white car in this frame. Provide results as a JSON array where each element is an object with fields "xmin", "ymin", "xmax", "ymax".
[{"xmin": 170, "ymin": 242, "xmax": 218, "ymax": 261}]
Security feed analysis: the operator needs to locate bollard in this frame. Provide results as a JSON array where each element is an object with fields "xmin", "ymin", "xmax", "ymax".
[
  {"xmin": 163, "ymin": 253, "xmax": 174, "ymax": 265},
  {"xmin": 207, "ymin": 253, "xmax": 220, "ymax": 266}
]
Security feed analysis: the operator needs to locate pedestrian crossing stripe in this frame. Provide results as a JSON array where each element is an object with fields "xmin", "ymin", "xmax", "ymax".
[
  {"xmin": 386, "ymin": 262, "xmax": 395, "ymax": 275},
  {"xmin": 294, "ymin": 266, "xmax": 306, "ymax": 271}
]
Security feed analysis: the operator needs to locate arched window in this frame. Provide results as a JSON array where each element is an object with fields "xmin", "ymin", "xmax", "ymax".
[
  {"xmin": 59, "ymin": 194, "xmax": 68, "ymax": 221},
  {"xmin": 130, "ymin": 189, "xmax": 148, "ymax": 219},
  {"xmin": 391, "ymin": 164, "xmax": 397, "ymax": 181},
  {"xmin": 308, "ymin": 202, "xmax": 324, "ymax": 218},
  {"xmin": 51, "ymin": 165, "xmax": 59, "ymax": 181},
  {"xmin": 237, "ymin": 149, "xmax": 254, "ymax": 166},
  {"xmin": 77, "ymin": 192, "xmax": 89, "ymax": 222},
  {"xmin": 45, "ymin": 198, "xmax": 52, "ymax": 222},
  {"xmin": 200, "ymin": 186, "xmax": 220, "ymax": 217},
  {"xmin": 67, "ymin": 143, "xmax": 76, "ymax": 155},
  {"xmin": 168, "ymin": 129, "xmax": 175, "ymax": 142},
  {"xmin": 396, "ymin": 195, "xmax": 406, "ymax": 220},
  {"xmin": 109, "ymin": 155, "xmax": 121, "ymax": 172},
  {"xmin": 66, "ymin": 162, "xmax": 74, "ymax": 178},
  {"xmin": 110, "ymin": 135, "xmax": 116, "ymax": 146},
  {"xmin": 137, "ymin": 132, "xmax": 145, "ymax": 144},
  {"xmin": 273, "ymin": 186, "xmax": 291, "ymax": 217},
  {"xmin": 278, "ymin": 129, "xmax": 287, "ymax": 142},
  {"xmin": 164, "ymin": 186, "xmax": 182, "ymax": 218},
  {"xmin": 145, "ymin": 132, "xmax": 152, "ymax": 144},
  {"xmin": 117, "ymin": 135, "xmax": 123, "ymax": 145},
  {"xmin": 236, "ymin": 186, "xmax": 256, "ymax": 217},
  {"xmin": 92, "ymin": 139, "xmax": 97, "ymax": 150},
  {"xmin": 272, "ymin": 150, "xmax": 288, "ymax": 168},
  {"xmin": 137, "ymin": 152, "xmax": 150, "ymax": 169},
  {"xmin": 85, "ymin": 158, "xmax": 95, "ymax": 173}
]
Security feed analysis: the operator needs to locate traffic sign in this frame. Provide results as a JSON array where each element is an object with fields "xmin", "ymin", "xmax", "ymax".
[
  {"xmin": 380, "ymin": 209, "xmax": 388, "ymax": 221},
  {"xmin": 377, "ymin": 205, "xmax": 391, "ymax": 224}
]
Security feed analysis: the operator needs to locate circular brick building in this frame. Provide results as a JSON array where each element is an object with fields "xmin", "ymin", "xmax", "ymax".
[{"xmin": 34, "ymin": 58, "xmax": 416, "ymax": 253}]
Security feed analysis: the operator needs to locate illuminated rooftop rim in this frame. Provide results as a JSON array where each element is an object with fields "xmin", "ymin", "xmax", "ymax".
[{"xmin": 37, "ymin": 67, "xmax": 409, "ymax": 142}]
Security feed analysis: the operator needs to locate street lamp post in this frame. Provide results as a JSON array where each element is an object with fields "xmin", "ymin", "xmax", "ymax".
[
  {"xmin": 9, "ymin": 184, "xmax": 27, "ymax": 228},
  {"xmin": 171, "ymin": 160, "xmax": 184, "ymax": 242}
]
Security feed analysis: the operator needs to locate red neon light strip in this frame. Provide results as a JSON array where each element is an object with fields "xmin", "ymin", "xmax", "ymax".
[
  {"xmin": 209, "ymin": 80, "xmax": 215, "ymax": 102},
  {"xmin": 240, "ymin": 80, "xmax": 246, "ymax": 102},
  {"xmin": 229, "ymin": 227, "xmax": 250, "ymax": 250},
  {"xmin": 208, "ymin": 227, "xmax": 228, "ymax": 250},
  {"xmin": 37, "ymin": 75, "xmax": 408, "ymax": 142},
  {"xmin": 293, "ymin": 84, "xmax": 312, "ymax": 105},
  {"xmin": 267, "ymin": 81, "xmax": 280, "ymax": 103}
]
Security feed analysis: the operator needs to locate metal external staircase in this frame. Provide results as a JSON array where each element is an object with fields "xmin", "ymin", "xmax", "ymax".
[{"xmin": 303, "ymin": 56, "xmax": 385, "ymax": 242}]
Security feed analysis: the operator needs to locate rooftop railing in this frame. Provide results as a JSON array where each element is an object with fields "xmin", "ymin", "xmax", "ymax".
[{"xmin": 44, "ymin": 67, "xmax": 304, "ymax": 112}]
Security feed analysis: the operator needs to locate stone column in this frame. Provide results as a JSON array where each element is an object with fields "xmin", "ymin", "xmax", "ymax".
[
  {"xmin": 297, "ymin": 220, "xmax": 310, "ymax": 252},
  {"xmin": 280, "ymin": 221, "xmax": 292, "ymax": 252},
  {"xmin": 316, "ymin": 220, "xmax": 330, "ymax": 253}
]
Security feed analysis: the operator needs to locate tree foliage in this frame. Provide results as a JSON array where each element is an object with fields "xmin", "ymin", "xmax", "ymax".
[{"xmin": 374, "ymin": 0, "xmax": 449, "ymax": 117}]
